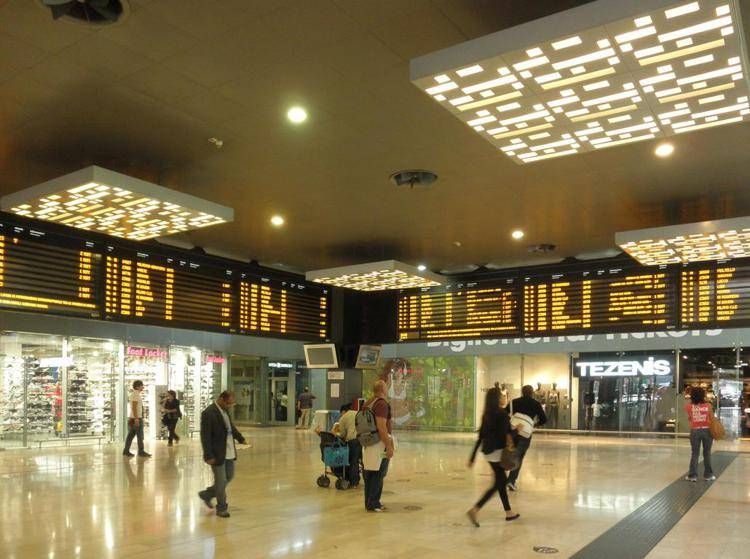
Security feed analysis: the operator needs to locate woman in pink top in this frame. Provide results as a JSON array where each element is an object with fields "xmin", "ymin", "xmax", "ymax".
[{"xmin": 685, "ymin": 387, "xmax": 715, "ymax": 482}]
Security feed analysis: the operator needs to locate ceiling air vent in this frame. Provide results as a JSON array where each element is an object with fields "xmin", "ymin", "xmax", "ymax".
[
  {"xmin": 528, "ymin": 243, "xmax": 556, "ymax": 254},
  {"xmin": 40, "ymin": 0, "xmax": 127, "ymax": 25},
  {"xmin": 389, "ymin": 170, "xmax": 438, "ymax": 189}
]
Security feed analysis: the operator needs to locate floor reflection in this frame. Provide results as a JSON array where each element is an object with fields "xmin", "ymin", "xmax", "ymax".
[{"xmin": 0, "ymin": 429, "xmax": 746, "ymax": 558}]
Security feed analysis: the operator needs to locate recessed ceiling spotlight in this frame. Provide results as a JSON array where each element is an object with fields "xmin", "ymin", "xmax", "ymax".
[
  {"xmin": 270, "ymin": 215, "xmax": 285, "ymax": 227},
  {"xmin": 417, "ymin": 264, "xmax": 427, "ymax": 271},
  {"xmin": 511, "ymin": 230, "xmax": 525, "ymax": 240},
  {"xmin": 654, "ymin": 142, "xmax": 674, "ymax": 158},
  {"xmin": 287, "ymin": 106, "xmax": 308, "ymax": 124}
]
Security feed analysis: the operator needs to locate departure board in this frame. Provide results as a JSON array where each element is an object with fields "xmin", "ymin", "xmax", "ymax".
[
  {"xmin": 239, "ymin": 280, "xmax": 328, "ymax": 340},
  {"xmin": 523, "ymin": 271, "xmax": 673, "ymax": 335},
  {"xmin": 398, "ymin": 283, "xmax": 520, "ymax": 341},
  {"xmin": 0, "ymin": 233, "xmax": 100, "ymax": 316},
  {"xmin": 0, "ymin": 216, "xmax": 329, "ymax": 342},
  {"xmin": 681, "ymin": 264, "xmax": 750, "ymax": 325},
  {"xmin": 104, "ymin": 255, "xmax": 233, "ymax": 329},
  {"xmin": 398, "ymin": 268, "xmax": 679, "ymax": 341}
]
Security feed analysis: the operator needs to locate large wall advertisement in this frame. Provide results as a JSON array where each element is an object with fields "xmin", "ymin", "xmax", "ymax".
[{"xmin": 363, "ymin": 357, "xmax": 475, "ymax": 431}]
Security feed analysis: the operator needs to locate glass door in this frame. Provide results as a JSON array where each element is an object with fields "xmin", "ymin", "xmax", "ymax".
[
  {"xmin": 715, "ymin": 352, "xmax": 742, "ymax": 439},
  {"xmin": 269, "ymin": 377, "xmax": 290, "ymax": 424},
  {"xmin": 228, "ymin": 355, "xmax": 263, "ymax": 424}
]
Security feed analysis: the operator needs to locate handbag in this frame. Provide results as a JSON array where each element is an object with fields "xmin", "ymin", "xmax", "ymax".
[
  {"xmin": 709, "ymin": 416, "xmax": 725, "ymax": 441},
  {"xmin": 500, "ymin": 447, "xmax": 519, "ymax": 471}
]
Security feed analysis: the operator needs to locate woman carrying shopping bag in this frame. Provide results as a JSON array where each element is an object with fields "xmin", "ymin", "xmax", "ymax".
[{"xmin": 466, "ymin": 387, "xmax": 520, "ymax": 527}]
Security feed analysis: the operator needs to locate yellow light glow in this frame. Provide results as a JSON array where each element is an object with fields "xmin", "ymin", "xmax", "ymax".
[
  {"xmin": 412, "ymin": 0, "xmax": 750, "ymax": 164},
  {"xmin": 617, "ymin": 218, "xmax": 750, "ymax": 265},
  {"xmin": 2, "ymin": 167, "xmax": 232, "ymax": 241},
  {"xmin": 307, "ymin": 260, "xmax": 443, "ymax": 292}
]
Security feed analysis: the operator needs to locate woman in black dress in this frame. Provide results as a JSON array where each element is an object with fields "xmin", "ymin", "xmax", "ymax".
[
  {"xmin": 161, "ymin": 390, "xmax": 181, "ymax": 446},
  {"xmin": 467, "ymin": 387, "xmax": 519, "ymax": 527}
]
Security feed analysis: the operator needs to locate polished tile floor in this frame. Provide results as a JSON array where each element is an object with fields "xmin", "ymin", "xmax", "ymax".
[{"xmin": 0, "ymin": 430, "xmax": 747, "ymax": 559}]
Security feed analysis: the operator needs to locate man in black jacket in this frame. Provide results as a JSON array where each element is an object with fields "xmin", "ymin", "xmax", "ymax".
[
  {"xmin": 507, "ymin": 385, "xmax": 547, "ymax": 491},
  {"xmin": 198, "ymin": 391, "xmax": 248, "ymax": 518}
]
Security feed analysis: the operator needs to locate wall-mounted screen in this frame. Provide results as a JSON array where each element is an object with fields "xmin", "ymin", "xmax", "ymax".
[
  {"xmin": 356, "ymin": 345, "xmax": 382, "ymax": 369},
  {"xmin": 304, "ymin": 344, "xmax": 338, "ymax": 368}
]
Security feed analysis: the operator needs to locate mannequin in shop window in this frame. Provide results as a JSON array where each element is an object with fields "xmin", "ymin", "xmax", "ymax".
[
  {"xmin": 534, "ymin": 383, "xmax": 547, "ymax": 409},
  {"xmin": 583, "ymin": 385, "xmax": 595, "ymax": 431},
  {"xmin": 546, "ymin": 383, "xmax": 560, "ymax": 429}
]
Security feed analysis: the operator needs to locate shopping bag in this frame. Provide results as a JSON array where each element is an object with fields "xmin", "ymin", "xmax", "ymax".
[
  {"xmin": 500, "ymin": 447, "xmax": 519, "ymax": 471},
  {"xmin": 709, "ymin": 416, "xmax": 725, "ymax": 441},
  {"xmin": 323, "ymin": 444, "xmax": 350, "ymax": 468}
]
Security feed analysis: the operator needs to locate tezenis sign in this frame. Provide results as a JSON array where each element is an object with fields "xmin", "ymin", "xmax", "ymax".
[{"xmin": 576, "ymin": 357, "xmax": 672, "ymax": 377}]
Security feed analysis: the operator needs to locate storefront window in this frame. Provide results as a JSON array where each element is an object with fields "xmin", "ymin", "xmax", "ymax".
[
  {"xmin": 229, "ymin": 355, "xmax": 263, "ymax": 424},
  {"xmin": 476, "ymin": 355, "xmax": 522, "ymax": 412},
  {"xmin": 740, "ymin": 349, "xmax": 750, "ymax": 439},
  {"xmin": 574, "ymin": 351, "xmax": 677, "ymax": 433},
  {"xmin": 523, "ymin": 354, "xmax": 571, "ymax": 430},
  {"xmin": 682, "ymin": 348, "xmax": 742, "ymax": 438},
  {"xmin": 124, "ymin": 344, "xmax": 168, "ymax": 441},
  {"xmin": 67, "ymin": 338, "xmax": 118, "ymax": 440}
]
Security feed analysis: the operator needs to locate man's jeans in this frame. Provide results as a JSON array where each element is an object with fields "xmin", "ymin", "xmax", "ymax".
[
  {"xmin": 507, "ymin": 436, "xmax": 532, "ymax": 485},
  {"xmin": 206, "ymin": 459, "xmax": 236, "ymax": 511},
  {"xmin": 363, "ymin": 458, "xmax": 389, "ymax": 510},
  {"xmin": 688, "ymin": 428, "xmax": 713, "ymax": 478},
  {"xmin": 124, "ymin": 419, "xmax": 144, "ymax": 454}
]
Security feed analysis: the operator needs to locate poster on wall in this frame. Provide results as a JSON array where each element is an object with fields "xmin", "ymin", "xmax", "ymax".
[{"xmin": 363, "ymin": 357, "xmax": 475, "ymax": 430}]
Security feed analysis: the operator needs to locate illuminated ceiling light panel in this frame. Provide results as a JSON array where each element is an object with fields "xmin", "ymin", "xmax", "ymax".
[
  {"xmin": 615, "ymin": 216, "xmax": 750, "ymax": 264},
  {"xmin": 1, "ymin": 166, "xmax": 234, "ymax": 241},
  {"xmin": 411, "ymin": 0, "xmax": 750, "ymax": 164},
  {"xmin": 306, "ymin": 260, "xmax": 444, "ymax": 291}
]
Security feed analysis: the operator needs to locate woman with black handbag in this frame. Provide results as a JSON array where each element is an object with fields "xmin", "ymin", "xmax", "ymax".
[
  {"xmin": 161, "ymin": 390, "xmax": 182, "ymax": 446},
  {"xmin": 466, "ymin": 387, "xmax": 520, "ymax": 527}
]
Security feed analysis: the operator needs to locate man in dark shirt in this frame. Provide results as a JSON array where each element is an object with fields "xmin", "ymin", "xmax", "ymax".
[
  {"xmin": 296, "ymin": 387, "xmax": 316, "ymax": 429},
  {"xmin": 198, "ymin": 391, "xmax": 248, "ymax": 518},
  {"xmin": 507, "ymin": 384, "xmax": 547, "ymax": 491}
]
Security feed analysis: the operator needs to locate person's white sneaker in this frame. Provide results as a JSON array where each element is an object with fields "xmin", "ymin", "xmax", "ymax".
[
  {"xmin": 684, "ymin": 475, "xmax": 697, "ymax": 482},
  {"xmin": 704, "ymin": 475, "xmax": 716, "ymax": 481},
  {"xmin": 506, "ymin": 482, "xmax": 517, "ymax": 491}
]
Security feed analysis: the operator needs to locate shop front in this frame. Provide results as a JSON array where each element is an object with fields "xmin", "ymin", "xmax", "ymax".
[
  {"xmin": 383, "ymin": 328, "xmax": 750, "ymax": 438},
  {"xmin": 0, "ymin": 309, "xmax": 307, "ymax": 448}
]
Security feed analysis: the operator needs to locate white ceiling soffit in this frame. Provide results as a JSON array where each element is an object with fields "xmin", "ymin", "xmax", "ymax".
[
  {"xmin": 575, "ymin": 248, "xmax": 623, "ymax": 259},
  {"xmin": 0, "ymin": 166, "xmax": 234, "ymax": 241},
  {"xmin": 154, "ymin": 236, "xmax": 196, "ymax": 250},
  {"xmin": 616, "ymin": 215, "xmax": 750, "ymax": 264},
  {"xmin": 306, "ymin": 260, "xmax": 444, "ymax": 291},
  {"xmin": 439, "ymin": 264, "xmax": 481, "ymax": 274},
  {"xmin": 411, "ymin": 0, "xmax": 750, "ymax": 164},
  {"xmin": 485, "ymin": 257, "xmax": 566, "ymax": 269}
]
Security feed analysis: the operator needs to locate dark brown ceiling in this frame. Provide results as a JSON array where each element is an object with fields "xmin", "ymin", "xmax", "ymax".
[{"xmin": 2, "ymin": 0, "xmax": 750, "ymax": 274}]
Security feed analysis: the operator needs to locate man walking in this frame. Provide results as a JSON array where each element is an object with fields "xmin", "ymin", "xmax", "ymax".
[
  {"xmin": 507, "ymin": 384, "xmax": 547, "ymax": 491},
  {"xmin": 198, "ymin": 391, "xmax": 248, "ymax": 518},
  {"xmin": 296, "ymin": 386, "xmax": 316, "ymax": 429},
  {"xmin": 123, "ymin": 380, "xmax": 151, "ymax": 458},
  {"xmin": 361, "ymin": 380, "xmax": 394, "ymax": 512}
]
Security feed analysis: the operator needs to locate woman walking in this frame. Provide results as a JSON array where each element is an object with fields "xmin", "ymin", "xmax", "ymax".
[
  {"xmin": 162, "ymin": 390, "xmax": 182, "ymax": 446},
  {"xmin": 467, "ymin": 387, "xmax": 520, "ymax": 526},
  {"xmin": 685, "ymin": 386, "xmax": 715, "ymax": 482}
]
